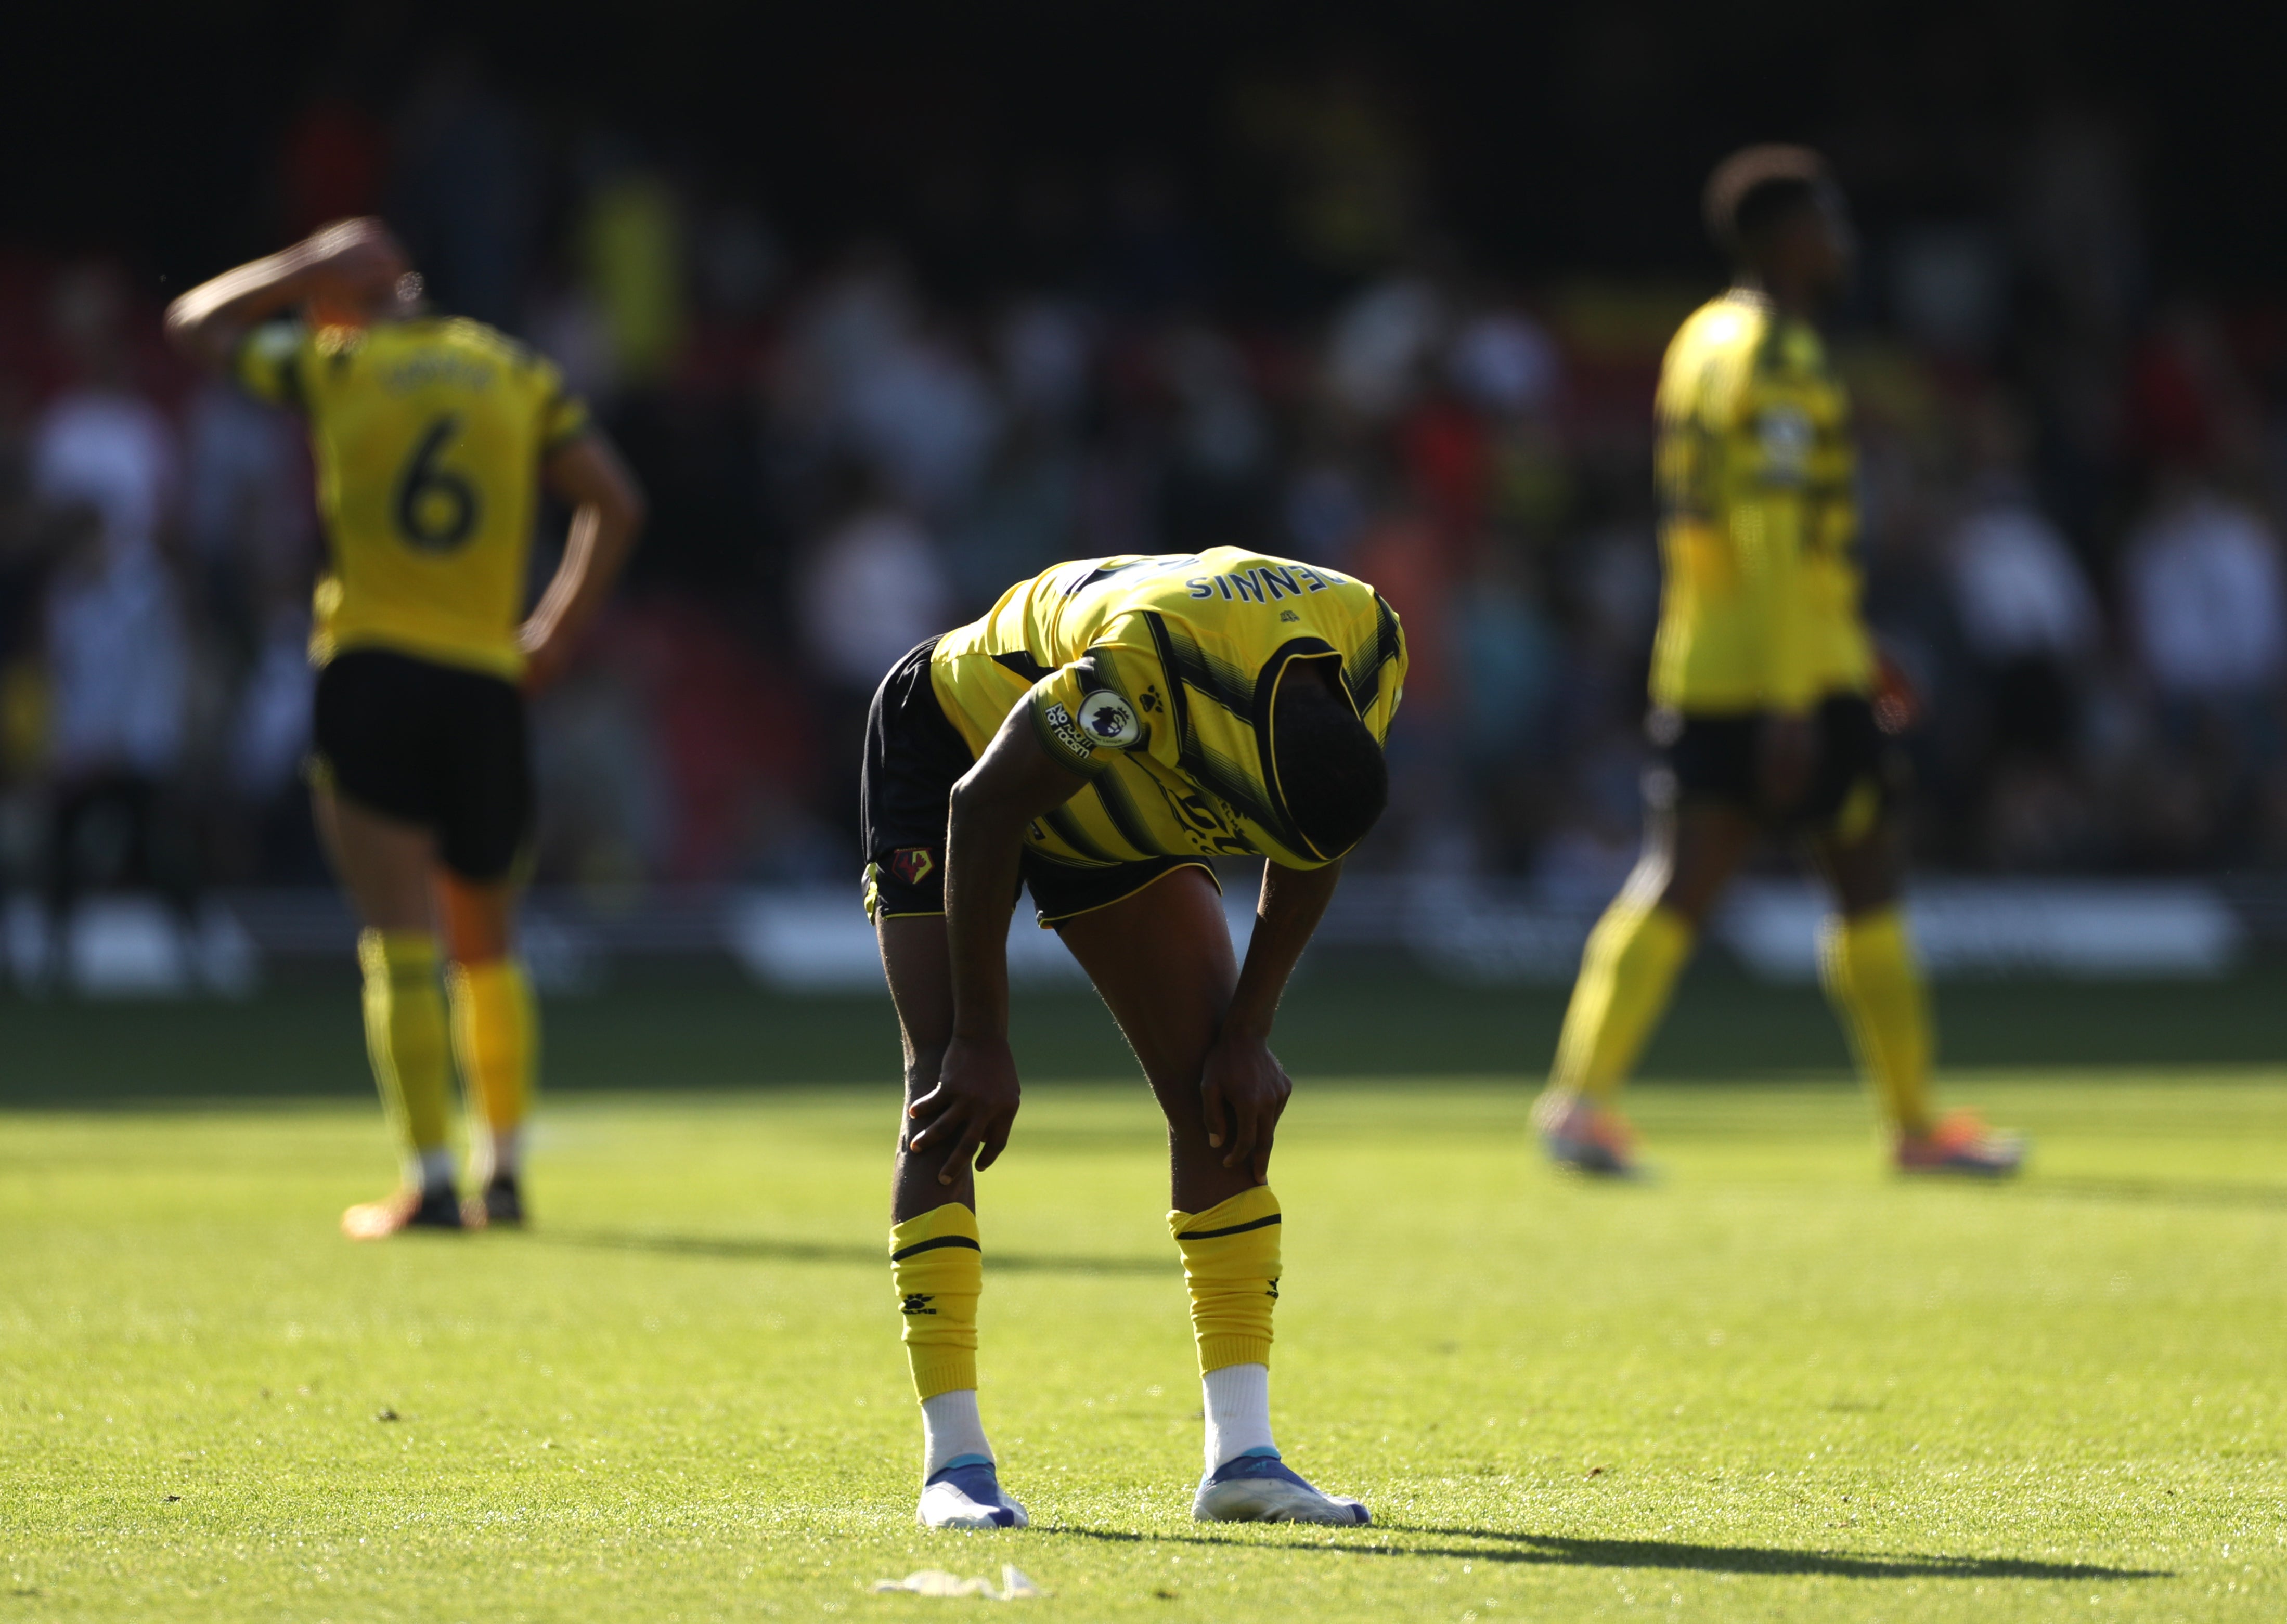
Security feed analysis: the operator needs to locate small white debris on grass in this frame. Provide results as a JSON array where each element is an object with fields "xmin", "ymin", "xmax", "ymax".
[{"xmin": 870, "ymin": 1564, "xmax": 1042, "ymax": 1600}]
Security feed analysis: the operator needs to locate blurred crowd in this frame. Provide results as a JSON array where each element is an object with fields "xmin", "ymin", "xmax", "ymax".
[{"xmin": 5, "ymin": 56, "xmax": 2287, "ymax": 928}]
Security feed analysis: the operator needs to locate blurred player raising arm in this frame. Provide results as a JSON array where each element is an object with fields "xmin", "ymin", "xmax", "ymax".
[
  {"xmin": 166, "ymin": 220, "xmax": 642, "ymax": 693},
  {"xmin": 167, "ymin": 219, "xmax": 644, "ymax": 1235}
]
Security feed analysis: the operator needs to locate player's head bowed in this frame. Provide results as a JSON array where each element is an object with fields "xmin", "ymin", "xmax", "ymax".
[{"xmin": 1271, "ymin": 657, "xmax": 1389, "ymax": 862}]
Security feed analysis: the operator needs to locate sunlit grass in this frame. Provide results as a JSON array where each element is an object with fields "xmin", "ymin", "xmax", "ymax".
[{"xmin": 3, "ymin": 1068, "xmax": 2281, "ymax": 1620}]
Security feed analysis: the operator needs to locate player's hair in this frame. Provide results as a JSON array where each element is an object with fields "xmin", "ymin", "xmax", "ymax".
[
  {"xmin": 1272, "ymin": 667, "xmax": 1389, "ymax": 859},
  {"xmin": 1703, "ymin": 144, "xmax": 1833, "ymax": 258}
]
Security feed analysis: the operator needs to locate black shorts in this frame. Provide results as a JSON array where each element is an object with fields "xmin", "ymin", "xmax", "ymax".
[
  {"xmin": 1650, "ymin": 693, "xmax": 1907, "ymax": 832},
  {"xmin": 860, "ymin": 638, "xmax": 1211, "ymax": 927},
  {"xmin": 311, "ymin": 649, "xmax": 535, "ymax": 882}
]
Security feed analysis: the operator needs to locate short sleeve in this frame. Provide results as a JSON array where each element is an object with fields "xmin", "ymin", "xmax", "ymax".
[
  {"xmin": 541, "ymin": 392, "xmax": 592, "ymax": 452},
  {"xmin": 526, "ymin": 353, "xmax": 591, "ymax": 453},
  {"xmin": 1022, "ymin": 640, "xmax": 1161, "ymax": 775},
  {"xmin": 232, "ymin": 321, "xmax": 308, "ymax": 408}
]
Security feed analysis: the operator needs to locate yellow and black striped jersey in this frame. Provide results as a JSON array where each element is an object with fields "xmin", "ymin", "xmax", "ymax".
[
  {"xmin": 930, "ymin": 550, "xmax": 1406, "ymax": 871},
  {"xmin": 1649, "ymin": 290, "xmax": 1872, "ymax": 713},
  {"xmin": 235, "ymin": 316, "xmax": 590, "ymax": 680}
]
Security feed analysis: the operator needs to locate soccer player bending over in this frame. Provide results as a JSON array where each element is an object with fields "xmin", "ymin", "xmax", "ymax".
[
  {"xmin": 1533, "ymin": 148, "xmax": 2023, "ymax": 1179},
  {"xmin": 167, "ymin": 220, "xmax": 644, "ymax": 1235},
  {"xmin": 865, "ymin": 551, "xmax": 1402, "ymax": 1527}
]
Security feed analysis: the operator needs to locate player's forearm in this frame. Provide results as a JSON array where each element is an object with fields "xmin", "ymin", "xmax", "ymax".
[
  {"xmin": 164, "ymin": 245, "xmax": 322, "ymax": 367},
  {"xmin": 941, "ymin": 791, "xmax": 1028, "ymax": 1043},
  {"xmin": 523, "ymin": 500, "xmax": 639, "ymax": 653},
  {"xmin": 524, "ymin": 436, "xmax": 647, "ymax": 678},
  {"xmin": 1222, "ymin": 859, "xmax": 1343, "ymax": 1044}
]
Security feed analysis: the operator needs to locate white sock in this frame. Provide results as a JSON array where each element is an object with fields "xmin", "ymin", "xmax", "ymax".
[
  {"xmin": 414, "ymin": 1147, "xmax": 457, "ymax": 1193},
  {"xmin": 482, "ymin": 1125, "xmax": 524, "ymax": 1181},
  {"xmin": 921, "ymin": 1388, "xmax": 993, "ymax": 1477},
  {"xmin": 1202, "ymin": 1362, "xmax": 1276, "ymax": 1471}
]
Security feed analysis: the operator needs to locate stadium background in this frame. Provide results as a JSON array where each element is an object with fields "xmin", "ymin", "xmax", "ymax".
[{"xmin": 4, "ymin": 0, "xmax": 2287, "ymax": 1032}]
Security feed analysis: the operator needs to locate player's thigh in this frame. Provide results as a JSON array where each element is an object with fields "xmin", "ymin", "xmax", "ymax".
[
  {"xmin": 1658, "ymin": 801, "xmax": 1760, "ymax": 924},
  {"xmin": 1053, "ymin": 865, "xmax": 1237, "ymax": 1136},
  {"xmin": 310, "ymin": 652, "xmax": 445, "ymax": 933},
  {"xmin": 313, "ymin": 784, "xmax": 435, "ymax": 932},
  {"xmin": 1806, "ymin": 816, "xmax": 1903, "ymax": 917},
  {"xmin": 433, "ymin": 666, "xmax": 534, "ymax": 922}
]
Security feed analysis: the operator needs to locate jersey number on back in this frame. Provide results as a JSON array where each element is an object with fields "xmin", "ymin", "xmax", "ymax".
[{"xmin": 393, "ymin": 415, "xmax": 482, "ymax": 553}]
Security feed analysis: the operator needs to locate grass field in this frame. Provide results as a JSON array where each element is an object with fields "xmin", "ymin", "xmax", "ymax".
[{"xmin": 4, "ymin": 976, "xmax": 2284, "ymax": 1621}]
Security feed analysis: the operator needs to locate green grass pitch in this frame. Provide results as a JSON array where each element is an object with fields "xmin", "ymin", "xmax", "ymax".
[{"xmin": 3, "ymin": 979, "xmax": 2283, "ymax": 1620}]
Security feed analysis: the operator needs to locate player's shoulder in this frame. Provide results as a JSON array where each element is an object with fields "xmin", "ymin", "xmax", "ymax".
[
  {"xmin": 1667, "ymin": 293, "xmax": 1771, "ymax": 376},
  {"xmin": 1670, "ymin": 291, "xmax": 1766, "ymax": 353},
  {"xmin": 1663, "ymin": 292, "xmax": 1782, "ymax": 420}
]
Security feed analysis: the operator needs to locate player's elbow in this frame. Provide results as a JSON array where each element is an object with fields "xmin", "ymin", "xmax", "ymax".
[
  {"xmin": 565, "ymin": 439, "xmax": 648, "ymax": 539},
  {"xmin": 946, "ymin": 772, "xmax": 991, "ymax": 823},
  {"xmin": 947, "ymin": 768, "xmax": 1029, "ymax": 833},
  {"xmin": 161, "ymin": 301, "xmax": 215, "ymax": 366},
  {"xmin": 612, "ymin": 479, "xmax": 649, "ymax": 538}
]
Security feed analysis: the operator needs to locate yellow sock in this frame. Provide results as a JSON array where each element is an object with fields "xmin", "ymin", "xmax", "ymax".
[
  {"xmin": 1170, "ymin": 1187, "xmax": 1281, "ymax": 1374},
  {"xmin": 357, "ymin": 930, "xmax": 452, "ymax": 1180},
  {"xmin": 1820, "ymin": 907, "xmax": 1936, "ymax": 1136},
  {"xmin": 1549, "ymin": 901, "xmax": 1695, "ymax": 1102},
  {"xmin": 890, "ymin": 1204, "xmax": 983, "ymax": 1400},
  {"xmin": 448, "ymin": 957, "xmax": 537, "ymax": 1178}
]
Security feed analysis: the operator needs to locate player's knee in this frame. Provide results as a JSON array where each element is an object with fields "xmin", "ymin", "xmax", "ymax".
[
  {"xmin": 1830, "ymin": 866, "xmax": 1900, "ymax": 918},
  {"xmin": 1656, "ymin": 868, "xmax": 1721, "ymax": 926}
]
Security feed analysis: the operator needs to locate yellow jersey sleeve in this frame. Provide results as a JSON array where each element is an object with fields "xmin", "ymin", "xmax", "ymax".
[
  {"xmin": 534, "ymin": 359, "xmax": 592, "ymax": 454},
  {"xmin": 232, "ymin": 321, "xmax": 309, "ymax": 408},
  {"xmin": 1020, "ymin": 618, "xmax": 1165, "ymax": 776}
]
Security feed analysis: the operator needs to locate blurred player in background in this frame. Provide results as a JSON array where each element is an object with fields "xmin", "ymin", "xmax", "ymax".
[
  {"xmin": 166, "ymin": 220, "xmax": 645, "ymax": 1234},
  {"xmin": 1532, "ymin": 148, "xmax": 2024, "ymax": 1179},
  {"xmin": 868, "ymin": 551, "xmax": 1401, "ymax": 1528}
]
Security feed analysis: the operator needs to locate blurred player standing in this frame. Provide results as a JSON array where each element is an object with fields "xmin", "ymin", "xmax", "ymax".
[
  {"xmin": 1532, "ymin": 149, "xmax": 2023, "ymax": 1178},
  {"xmin": 867, "ymin": 550, "xmax": 1401, "ymax": 1527},
  {"xmin": 166, "ymin": 220, "xmax": 644, "ymax": 1233}
]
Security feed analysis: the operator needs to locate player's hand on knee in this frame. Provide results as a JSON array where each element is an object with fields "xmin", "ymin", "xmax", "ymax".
[
  {"xmin": 1201, "ymin": 1037, "xmax": 1292, "ymax": 1185},
  {"xmin": 909, "ymin": 1035, "xmax": 1023, "ymax": 1184}
]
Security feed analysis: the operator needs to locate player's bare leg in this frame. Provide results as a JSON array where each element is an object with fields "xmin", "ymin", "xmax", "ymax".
[
  {"xmin": 1807, "ymin": 817, "xmax": 2024, "ymax": 1175},
  {"xmin": 314, "ymin": 787, "xmax": 468, "ymax": 1237},
  {"xmin": 1058, "ymin": 866, "xmax": 1367, "ymax": 1525},
  {"xmin": 1053, "ymin": 868, "xmax": 1248, "ymax": 1215},
  {"xmin": 1535, "ymin": 798, "xmax": 1758, "ymax": 1175},
  {"xmin": 879, "ymin": 912, "xmax": 1024, "ymax": 1530}
]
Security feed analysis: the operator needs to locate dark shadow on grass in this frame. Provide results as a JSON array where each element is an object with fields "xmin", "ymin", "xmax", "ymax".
[
  {"xmin": 1042, "ymin": 1524, "xmax": 2168, "ymax": 1580},
  {"xmin": 1397, "ymin": 1528, "xmax": 2171, "ymax": 1580},
  {"xmin": 2025, "ymin": 1177, "xmax": 2287, "ymax": 1212},
  {"xmin": 536, "ymin": 1229, "xmax": 1177, "ymax": 1277}
]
